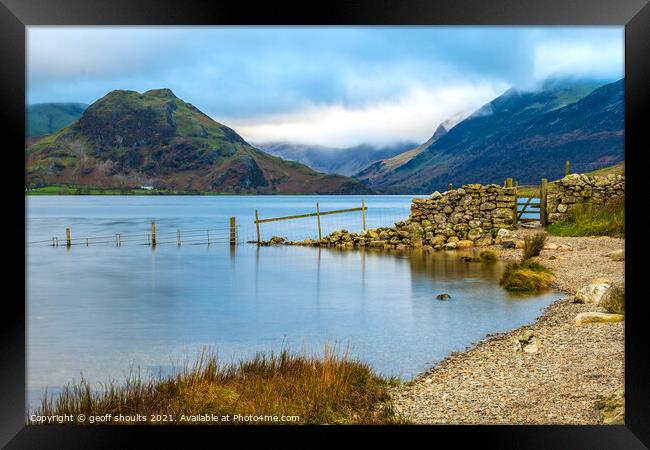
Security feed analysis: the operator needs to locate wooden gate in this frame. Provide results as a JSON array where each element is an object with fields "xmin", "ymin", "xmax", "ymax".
[{"xmin": 515, "ymin": 178, "xmax": 548, "ymax": 225}]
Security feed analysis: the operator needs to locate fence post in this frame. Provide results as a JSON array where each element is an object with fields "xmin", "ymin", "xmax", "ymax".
[
  {"xmin": 448, "ymin": 183, "xmax": 453, "ymax": 191},
  {"xmin": 505, "ymin": 178, "xmax": 513, "ymax": 188},
  {"xmin": 513, "ymin": 186, "xmax": 518, "ymax": 227},
  {"xmin": 207, "ymin": 230, "xmax": 211, "ymax": 246},
  {"xmin": 52, "ymin": 237, "xmax": 56, "ymax": 247},
  {"xmin": 540, "ymin": 178, "xmax": 548, "ymax": 227},
  {"xmin": 66, "ymin": 228, "xmax": 71, "ymax": 247},
  {"xmin": 361, "ymin": 197, "xmax": 366, "ymax": 231},
  {"xmin": 316, "ymin": 203, "xmax": 322, "ymax": 241},
  {"xmin": 230, "ymin": 217, "xmax": 236, "ymax": 246},
  {"xmin": 255, "ymin": 209, "xmax": 261, "ymax": 244},
  {"xmin": 151, "ymin": 221, "xmax": 156, "ymax": 247},
  {"xmin": 565, "ymin": 160, "xmax": 570, "ymax": 177},
  {"xmin": 177, "ymin": 229, "xmax": 181, "ymax": 246}
]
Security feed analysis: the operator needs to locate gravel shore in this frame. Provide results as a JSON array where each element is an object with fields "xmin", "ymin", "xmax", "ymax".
[{"xmin": 392, "ymin": 231, "xmax": 624, "ymax": 424}]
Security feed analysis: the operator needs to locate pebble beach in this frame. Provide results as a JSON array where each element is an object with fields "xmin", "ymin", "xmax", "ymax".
[{"xmin": 391, "ymin": 231, "xmax": 625, "ymax": 424}]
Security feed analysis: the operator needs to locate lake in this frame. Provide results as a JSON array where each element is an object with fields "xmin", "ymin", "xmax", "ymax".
[{"xmin": 26, "ymin": 195, "xmax": 557, "ymax": 410}]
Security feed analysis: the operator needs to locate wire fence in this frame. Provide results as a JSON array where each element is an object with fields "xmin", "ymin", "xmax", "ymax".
[{"xmin": 25, "ymin": 221, "xmax": 240, "ymax": 248}]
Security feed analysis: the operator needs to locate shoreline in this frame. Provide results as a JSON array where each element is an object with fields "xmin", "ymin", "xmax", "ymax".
[{"xmin": 391, "ymin": 231, "xmax": 625, "ymax": 424}]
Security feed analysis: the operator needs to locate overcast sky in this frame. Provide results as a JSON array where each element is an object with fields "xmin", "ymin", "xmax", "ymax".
[{"xmin": 27, "ymin": 26, "xmax": 624, "ymax": 147}]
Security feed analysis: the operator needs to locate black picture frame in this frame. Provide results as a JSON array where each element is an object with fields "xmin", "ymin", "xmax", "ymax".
[{"xmin": 2, "ymin": 0, "xmax": 648, "ymax": 447}]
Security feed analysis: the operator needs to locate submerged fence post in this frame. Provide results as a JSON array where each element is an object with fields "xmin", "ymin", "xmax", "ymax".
[
  {"xmin": 255, "ymin": 210, "xmax": 261, "ymax": 244},
  {"xmin": 207, "ymin": 230, "xmax": 211, "ymax": 246},
  {"xmin": 540, "ymin": 178, "xmax": 548, "ymax": 227},
  {"xmin": 177, "ymin": 229, "xmax": 181, "ymax": 246},
  {"xmin": 151, "ymin": 221, "xmax": 156, "ymax": 247},
  {"xmin": 66, "ymin": 228, "xmax": 71, "ymax": 247},
  {"xmin": 52, "ymin": 237, "xmax": 56, "ymax": 247},
  {"xmin": 316, "ymin": 203, "xmax": 322, "ymax": 241},
  {"xmin": 361, "ymin": 197, "xmax": 366, "ymax": 231},
  {"xmin": 230, "ymin": 217, "xmax": 236, "ymax": 246},
  {"xmin": 565, "ymin": 160, "xmax": 570, "ymax": 177}
]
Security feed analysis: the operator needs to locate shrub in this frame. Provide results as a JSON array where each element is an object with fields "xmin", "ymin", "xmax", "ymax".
[
  {"xmin": 523, "ymin": 232, "xmax": 547, "ymax": 260},
  {"xmin": 33, "ymin": 347, "xmax": 405, "ymax": 425},
  {"xmin": 500, "ymin": 259, "xmax": 555, "ymax": 293},
  {"xmin": 548, "ymin": 196, "xmax": 624, "ymax": 238}
]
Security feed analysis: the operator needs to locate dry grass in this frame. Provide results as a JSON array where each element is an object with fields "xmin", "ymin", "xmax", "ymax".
[
  {"xmin": 500, "ymin": 259, "xmax": 555, "ymax": 293},
  {"xmin": 33, "ymin": 347, "xmax": 404, "ymax": 425},
  {"xmin": 523, "ymin": 232, "xmax": 547, "ymax": 260}
]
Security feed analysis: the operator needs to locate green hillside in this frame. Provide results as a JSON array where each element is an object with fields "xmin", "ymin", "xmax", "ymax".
[
  {"xmin": 26, "ymin": 89, "xmax": 371, "ymax": 194},
  {"xmin": 26, "ymin": 103, "xmax": 88, "ymax": 137}
]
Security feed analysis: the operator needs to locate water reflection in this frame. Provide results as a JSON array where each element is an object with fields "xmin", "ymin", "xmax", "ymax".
[{"xmin": 27, "ymin": 196, "xmax": 560, "ymax": 410}]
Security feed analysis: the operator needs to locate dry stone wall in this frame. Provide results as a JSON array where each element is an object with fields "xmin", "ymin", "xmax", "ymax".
[
  {"xmin": 268, "ymin": 183, "xmax": 517, "ymax": 250},
  {"xmin": 547, "ymin": 174, "xmax": 625, "ymax": 223}
]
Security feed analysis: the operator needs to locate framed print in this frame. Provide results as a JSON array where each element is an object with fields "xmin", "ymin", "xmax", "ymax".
[{"xmin": 2, "ymin": 0, "xmax": 648, "ymax": 447}]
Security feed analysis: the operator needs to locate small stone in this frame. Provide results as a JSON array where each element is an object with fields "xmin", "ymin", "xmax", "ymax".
[
  {"xmin": 543, "ymin": 243, "xmax": 559, "ymax": 250},
  {"xmin": 501, "ymin": 240, "xmax": 516, "ymax": 249},
  {"xmin": 600, "ymin": 283, "xmax": 624, "ymax": 314},
  {"xmin": 609, "ymin": 249, "xmax": 625, "ymax": 261},
  {"xmin": 436, "ymin": 293, "xmax": 451, "ymax": 300},
  {"xmin": 595, "ymin": 388, "xmax": 625, "ymax": 425},
  {"xmin": 573, "ymin": 281, "xmax": 611, "ymax": 304},
  {"xmin": 574, "ymin": 312, "xmax": 625, "ymax": 324},
  {"xmin": 456, "ymin": 240, "xmax": 474, "ymax": 249}
]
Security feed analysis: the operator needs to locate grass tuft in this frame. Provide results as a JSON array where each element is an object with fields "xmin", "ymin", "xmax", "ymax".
[
  {"xmin": 500, "ymin": 259, "xmax": 555, "ymax": 293},
  {"xmin": 479, "ymin": 250, "xmax": 498, "ymax": 263},
  {"xmin": 523, "ymin": 232, "xmax": 547, "ymax": 260},
  {"xmin": 548, "ymin": 196, "xmax": 624, "ymax": 238},
  {"xmin": 32, "ymin": 347, "xmax": 405, "ymax": 425}
]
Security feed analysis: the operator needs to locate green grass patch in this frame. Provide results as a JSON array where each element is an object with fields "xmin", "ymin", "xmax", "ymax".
[
  {"xmin": 479, "ymin": 250, "xmax": 498, "ymax": 263},
  {"xmin": 32, "ymin": 347, "xmax": 405, "ymax": 425},
  {"xmin": 548, "ymin": 196, "xmax": 624, "ymax": 238},
  {"xmin": 500, "ymin": 259, "xmax": 555, "ymax": 293}
]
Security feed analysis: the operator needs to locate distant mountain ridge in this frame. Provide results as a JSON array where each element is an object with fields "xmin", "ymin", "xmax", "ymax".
[
  {"xmin": 255, "ymin": 141, "xmax": 418, "ymax": 176},
  {"xmin": 25, "ymin": 89, "xmax": 371, "ymax": 194},
  {"xmin": 356, "ymin": 78, "xmax": 623, "ymax": 193},
  {"xmin": 26, "ymin": 102, "xmax": 88, "ymax": 138}
]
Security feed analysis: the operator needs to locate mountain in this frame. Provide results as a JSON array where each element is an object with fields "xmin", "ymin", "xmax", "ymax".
[
  {"xmin": 358, "ymin": 79, "xmax": 623, "ymax": 193},
  {"xmin": 26, "ymin": 103, "xmax": 88, "ymax": 138},
  {"xmin": 355, "ymin": 116, "xmax": 460, "ymax": 185},
  {"xmin": 25, "ymin": 89, "xmax": 371, "ymax": 194},
  {"xmin": 254, "ymin": 141, "xmax": 418, "ymax": 176}
]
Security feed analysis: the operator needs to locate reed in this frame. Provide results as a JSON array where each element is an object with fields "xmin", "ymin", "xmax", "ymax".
[{"xmin": 33, "ymin": 346, "xmax": 404, "ymax": 425}]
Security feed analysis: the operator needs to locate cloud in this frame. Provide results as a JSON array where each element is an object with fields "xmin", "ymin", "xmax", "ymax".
[
  {"xmin": 27, "ymin": 26, "xmax": 623, "ymax": 146},
  {"xmin": 228, "ymin": 81, "xmax": 508, "ymax": 147}
]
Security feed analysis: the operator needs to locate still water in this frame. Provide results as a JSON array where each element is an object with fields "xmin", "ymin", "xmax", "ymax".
[{"xmin": 26, "ymin": 195, "xmax": 558, "ymax": 409}]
